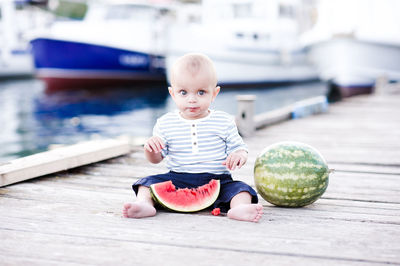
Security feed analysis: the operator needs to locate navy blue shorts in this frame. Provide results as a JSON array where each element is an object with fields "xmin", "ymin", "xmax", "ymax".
[{"xmin": 132, "ymin": 171, "xmax": 258, "ymax": 213}]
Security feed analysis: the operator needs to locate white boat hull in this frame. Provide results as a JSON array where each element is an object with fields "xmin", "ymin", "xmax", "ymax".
[
  {"xmin": 307, "ymin": 38, "xmax": 400, "ymax": 88},
  {"xmin": 0, "ymin": 51, "xmax": 33, "ymax": 78},
  {"xmin": 167, "ymin": 50, "xmax": 318, "ymax": 86}
]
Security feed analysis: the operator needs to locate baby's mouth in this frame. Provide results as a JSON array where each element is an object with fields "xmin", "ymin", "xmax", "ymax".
[{"xmin": 188, "ymin": 107, "xmax": 199, "ymax": 112}]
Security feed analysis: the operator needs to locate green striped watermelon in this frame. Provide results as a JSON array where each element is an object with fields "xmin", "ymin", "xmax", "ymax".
[{"xmin": 254, "ymin": 141, "xmax": 330, "ymax": 207}]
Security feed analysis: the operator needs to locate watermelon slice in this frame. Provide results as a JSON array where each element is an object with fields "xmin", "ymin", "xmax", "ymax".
[{"xmin": 150, "ymin": 179, "xmax": 220, "ymax": 212}]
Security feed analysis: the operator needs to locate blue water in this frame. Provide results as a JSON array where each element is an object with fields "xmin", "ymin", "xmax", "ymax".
[{"xmin": 0, "ymin": 79, "xmax": 328, "ymax": 163}]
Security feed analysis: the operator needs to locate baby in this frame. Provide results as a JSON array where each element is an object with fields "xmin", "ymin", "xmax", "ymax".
[{"xmin": 123, "ymin": 53, "xmax": 263, "ymax": 222}]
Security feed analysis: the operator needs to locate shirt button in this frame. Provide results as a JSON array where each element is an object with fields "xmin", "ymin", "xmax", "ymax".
[
  {"xmin": 193, "ymin": 142, "xmax": 197, "ymax": 145},
  {"xmin": 192, "ymin": 124, "xmax": 195, "ymax": 127},
  {"xmin": 192, "ymin": 133, "xmax": 196, "ymax": 136}
]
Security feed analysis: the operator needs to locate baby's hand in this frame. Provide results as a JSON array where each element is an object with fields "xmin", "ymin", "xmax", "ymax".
[
  {"xmin": 144, "ymin": 136, "xmax": 165, "ymax": 154},
  {"xmin": 223, "ymin": 150, "xmax": 248, "ymax": 171}
]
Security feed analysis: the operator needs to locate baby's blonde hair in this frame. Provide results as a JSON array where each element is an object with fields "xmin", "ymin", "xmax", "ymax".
[{"xmin": 170, "ymin": 53, "xmax": 218, "ymax": 87}]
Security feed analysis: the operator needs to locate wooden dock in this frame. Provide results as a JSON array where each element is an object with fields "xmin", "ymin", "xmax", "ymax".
[{"xmin": 1, "ymin": 93, "xmax": 399, "ymax": 265}]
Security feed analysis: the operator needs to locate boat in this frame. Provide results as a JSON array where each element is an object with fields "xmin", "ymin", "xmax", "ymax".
[
  {"xmin": 300, "ymin": 0, "xmax": 400, "ymax": 99},
  {"xmin": 166, "ymin": 0, "xmax": 319, "ymax": 87},
  {"xmin": 0, "ymin": 0, "xmax": 51, "ymax": 79},
  {"xmin": 29, "ymin": 1, "xmax": 173, "ymax": 90}
]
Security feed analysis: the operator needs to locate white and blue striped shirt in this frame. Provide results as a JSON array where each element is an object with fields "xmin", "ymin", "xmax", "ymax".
[{"xmin": 153, "ymin": 110, "xmax": 247, "ymax": 174}]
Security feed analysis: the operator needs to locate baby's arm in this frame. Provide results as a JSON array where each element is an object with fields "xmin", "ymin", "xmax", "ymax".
[
  {"xmin": 144, "ymin": 136, "xmax": 165, "ymax": 164},
  {"xmin": 223, "ymin": 149, "xmax": 248, "ymax": 171}
]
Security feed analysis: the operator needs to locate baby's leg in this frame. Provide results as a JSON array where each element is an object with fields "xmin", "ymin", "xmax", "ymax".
[
  {"xmin": 123, "ymin": 186, "xmax": 156, "ymax": 218},
  {"xmin": 227, "ymin": 192, "xmax": 263, "ymax": 222}
]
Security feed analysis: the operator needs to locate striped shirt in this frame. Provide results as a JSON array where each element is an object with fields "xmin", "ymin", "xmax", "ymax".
[{"xmin": 153, "ymin": 110, "xmax": 247, "ymax": 174}]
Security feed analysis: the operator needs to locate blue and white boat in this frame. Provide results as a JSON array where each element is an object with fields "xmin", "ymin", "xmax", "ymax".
[{"xmin": 29, "ymin": 1, "xmax": 171, "ymax": 89}]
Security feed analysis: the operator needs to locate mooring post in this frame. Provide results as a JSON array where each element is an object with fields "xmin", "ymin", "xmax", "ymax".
[
  {"xmin": 236, "ymin": 95, "xmax": 256, "ymax": 137},
  {"xmin": 374, "ymin": 75, "xmax": 388, "ymax": 94}
]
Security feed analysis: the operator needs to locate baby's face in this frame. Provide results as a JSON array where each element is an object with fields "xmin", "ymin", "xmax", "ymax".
[{"xmin": 169, "ymin": 70, "xmax": 220, "ymax": 120}]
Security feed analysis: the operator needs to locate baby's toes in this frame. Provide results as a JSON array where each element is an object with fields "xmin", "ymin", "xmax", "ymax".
[{"xmin": 253, "ymin": 216, "xmax": 260, "ymax": 222}]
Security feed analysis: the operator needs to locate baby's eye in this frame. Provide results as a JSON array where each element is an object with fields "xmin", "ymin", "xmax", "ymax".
[
  {"xmin": 198, "ymin": 90, "xmax": 206, "ymax": 96},
  {"xmin": 179, "ymin": 90, "xmax": 187, "ymax": 96}
]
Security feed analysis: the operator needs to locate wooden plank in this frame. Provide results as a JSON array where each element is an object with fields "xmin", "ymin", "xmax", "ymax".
[
  {"xmin": 1, "ymin": 206, "xmax": 399, "ymax": 265},
  {"xmin": 240, "ymin": 96, "xmax": 329, "ymax": 131},
  {"xmin": 329, "ymin": 162, "xmax": 400, "ymax": 175},
  {"xmin": 0, "ymin": 231, "xmax": 373, "ymax": 266},
  {"xmin": 291, "ymin": 96, "xmax": 328, "ymax": 119},
  {"xmin": 2, "ymin": 190, "xmax": 399, "ymax": 230},
  {"xmin": 2, "ymin": 179, "xmax": 400, "ymax": 225},
  {"xmin": 14, "ymin": 156, "xmax": 399, "ymax": 206},
  {"xmin": 0, "ymin": 138, "xmax": 131, "ymax": 187},
  {"xmin": 255, "ymin": 105, "xmax": 292, "ymax": 129},
  {"xmin": 76, "ymin": 162, "xmax": 165, "ymax": 178}
]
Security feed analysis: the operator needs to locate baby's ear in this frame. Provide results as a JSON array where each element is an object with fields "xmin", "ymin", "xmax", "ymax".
[
  {"xmin": 168, "ymin": 86, "xmax": 174, "ymax": 97},
  {"xmin": 213, "ymin": 86, "xmax": 221, "ymax": 98}
]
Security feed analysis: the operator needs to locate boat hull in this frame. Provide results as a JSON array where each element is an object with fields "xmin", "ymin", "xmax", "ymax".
[
  {"xmin": 307, "ymin": 38, "xmax": 400, "ymax": 97},
  {"xmin": 167, "ymin": 50, "xmax": 318, "ymax": 87},
  {"xmin": 30, "ymin": 38, "xmax": 166, "ymax": 89},
  {"xmin": 0, "ymin": 50, "xmax": 34, "ymax": 79}
]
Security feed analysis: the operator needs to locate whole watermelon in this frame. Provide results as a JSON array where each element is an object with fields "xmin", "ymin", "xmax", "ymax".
[{"xmin": 254, "ymin": 141, "xmax": 330, "ymax": 207}]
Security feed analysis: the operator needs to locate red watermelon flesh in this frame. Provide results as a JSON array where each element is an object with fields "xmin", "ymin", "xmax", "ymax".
[{"xmin": 150, "ymin": 179, "xmax": 220, "ymax": 212}]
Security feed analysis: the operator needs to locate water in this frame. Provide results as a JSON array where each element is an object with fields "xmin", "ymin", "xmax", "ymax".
[{"xmin": 0, "ymin": 79, "xmax": 328, "ymax": 163}]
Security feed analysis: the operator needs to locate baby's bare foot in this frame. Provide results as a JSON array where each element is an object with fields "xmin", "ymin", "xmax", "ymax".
[
  {"xmin": 227, "ymin": 203, "xmax": 263, "ymax": 222},
  {"xmin": 123, "ymin": 202, "xmax": 156, "ymax": 218}
]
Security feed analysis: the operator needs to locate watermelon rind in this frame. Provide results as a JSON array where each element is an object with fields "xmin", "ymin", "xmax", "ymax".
[
  {"xmin": 150, "ymin": 179, "xmax": 221, "ymax": 213},
  {"xmin": 254, "ymin": 141, "xmax": 330, "ymax": 207}
]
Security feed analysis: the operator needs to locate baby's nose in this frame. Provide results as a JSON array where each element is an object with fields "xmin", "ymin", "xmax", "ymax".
[{"xmin": 188, "ymin": 94, "xmax": 197, "ymax": 102}]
